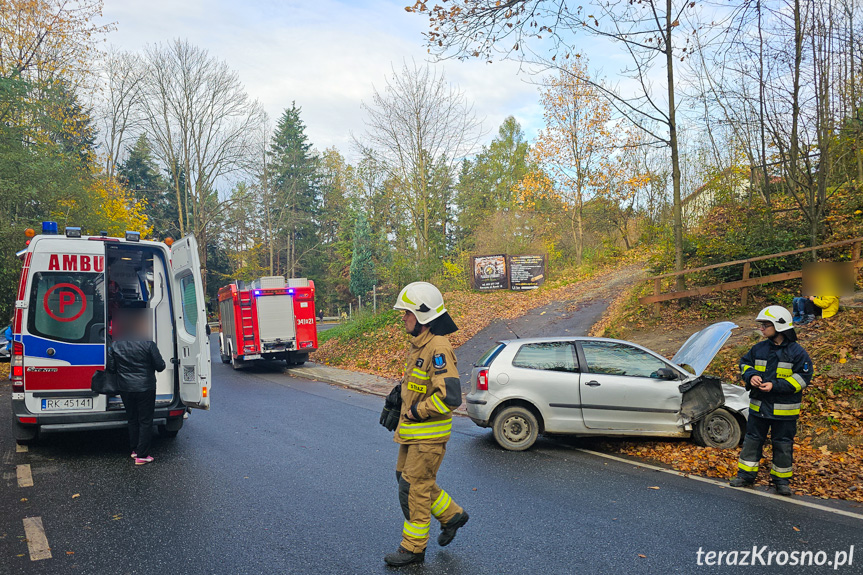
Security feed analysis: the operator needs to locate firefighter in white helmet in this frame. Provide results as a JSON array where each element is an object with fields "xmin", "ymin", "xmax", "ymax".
[
  {"xmin": 383, "ymin": 282, "xmax": 468, "ymax": 567},
  {"xmin": 731, "ymin": 305, "xmax": 813, "ymax": 496}
]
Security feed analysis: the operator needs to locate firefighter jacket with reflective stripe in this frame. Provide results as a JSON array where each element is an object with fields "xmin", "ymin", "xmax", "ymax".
[
  {"xmin": 394, "ymin": 329, "xmax": 463, "ymax": 445},
  {"xmin": 739, "ymin": 339, "xmax": 813, "ymax": 420}
]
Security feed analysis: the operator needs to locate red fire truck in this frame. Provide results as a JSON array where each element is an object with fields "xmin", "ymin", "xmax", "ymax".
[{"xmin": 217, "ymin": 276, "xmax": 317, "ymax": 368}]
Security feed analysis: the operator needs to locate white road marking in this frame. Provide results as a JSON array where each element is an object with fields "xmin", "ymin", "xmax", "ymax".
[
  {"xmin": 17, "ymin": 464, "xmax": 33, "ymax": 488},
  {"xmin": 22, "ymin": 516, "xmax": 52, "ymax": 561},
  {"xmin": 16, "ymin": 444, "xmax": 28, "ymax": 453},
  {"xmin": 575, "ymin": 447, "xmax": 863, "ymax": 521}
]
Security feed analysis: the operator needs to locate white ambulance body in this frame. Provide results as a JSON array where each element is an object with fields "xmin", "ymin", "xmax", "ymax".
[{"xmin": 10, "ymin": 223, "xmax": 211, "ymax": 443}]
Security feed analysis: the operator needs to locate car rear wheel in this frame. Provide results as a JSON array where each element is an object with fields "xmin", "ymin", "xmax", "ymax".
[
  {"xmin": 692, "ymin": 408, "xmax": 741, "ymax": 449},
  {"xmin": 493, "ymin": 406, "xmax": 539, "ymax": 451}
]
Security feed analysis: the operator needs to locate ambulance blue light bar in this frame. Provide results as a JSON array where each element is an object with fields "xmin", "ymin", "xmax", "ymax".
[
  {"xmin": 42, "ymin": 221, "xmax": 58, "ymax": 235},
  {"xmin": 65, "ymin": 227, "xmax": 81, "ymax": 238}
]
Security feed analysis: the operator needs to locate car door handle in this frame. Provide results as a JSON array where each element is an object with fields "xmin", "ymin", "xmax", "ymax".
[{"xmin": 585, "ymin": 380, "xmax": 601, "ymax": 387}]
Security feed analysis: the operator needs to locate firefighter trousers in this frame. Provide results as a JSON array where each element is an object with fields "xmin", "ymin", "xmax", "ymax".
[
  {"xmin": 395, "ymin": 443, "xmax": 463, "ymax": 553},
  {"xmin": 736, "ymin": 415, "xmax": 797, "ymax": 485}
]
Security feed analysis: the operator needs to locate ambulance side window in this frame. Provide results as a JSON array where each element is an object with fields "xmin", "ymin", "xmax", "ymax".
[
  {"xmin": 179, "ymin": 273, "xmax": 197, "ymax": 336},
  {"xmin": 28, "ymin": 272, "xmax": 105, "ymax": 344}
]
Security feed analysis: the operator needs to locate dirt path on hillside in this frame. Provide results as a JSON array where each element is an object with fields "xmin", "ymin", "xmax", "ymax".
[
  {"xmin": 624, "ymin": 312, "xmax": 761, "ymax": 360},
  {"xmin": 454, "ymin": 264, "xmax": 648, "ymax": 386}
]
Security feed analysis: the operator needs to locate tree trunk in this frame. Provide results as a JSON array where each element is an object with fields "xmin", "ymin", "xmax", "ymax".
[
  {"xmin": 757, "ymin": 0, "xmax": 772, "ymax": 208},
  {"xmin": 666, "ymin": 0, "xmax": 685, "ymax": 291}
]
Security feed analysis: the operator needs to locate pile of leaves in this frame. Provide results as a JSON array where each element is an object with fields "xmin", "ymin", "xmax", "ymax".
[{"xmin": 599, "ymin": 307, "xmax": 863, "ymax": 502}]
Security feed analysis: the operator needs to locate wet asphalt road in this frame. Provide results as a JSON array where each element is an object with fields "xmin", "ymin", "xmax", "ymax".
[{"xmin": 2, "ymin": 339, "xmax": 862, "ymax": 574}]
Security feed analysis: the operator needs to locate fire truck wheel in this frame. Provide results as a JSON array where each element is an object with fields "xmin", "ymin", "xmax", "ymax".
[
  {"xmin": 286, "ymin": 353, "xmax": 308, "ymax": 366},
  {"xmin": 220, "ymin": 353, "xmax": 231, "ymax": 364},
  {"xmin": 231, "ymin": 356, "xmax": 244, "ymax": 370}
]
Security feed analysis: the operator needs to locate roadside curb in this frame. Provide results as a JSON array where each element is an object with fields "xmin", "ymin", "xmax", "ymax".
[{"xmin": 284, "ymin": 363, "xmax": 470, "ymax": 415}]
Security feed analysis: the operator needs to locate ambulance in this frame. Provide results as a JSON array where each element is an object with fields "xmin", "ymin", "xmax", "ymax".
[{"xmin": 9, "ymin": 222, "xmax": 211, "ymax": 443}]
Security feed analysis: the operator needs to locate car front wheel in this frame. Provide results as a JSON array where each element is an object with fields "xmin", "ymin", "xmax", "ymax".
[
  {"xmin": 692, "ymin": 408, "xmax": 742, "ymax": 449},
  {"xmin": 492, "ymin": 406, "xmax": 539, "ymax": 451}
]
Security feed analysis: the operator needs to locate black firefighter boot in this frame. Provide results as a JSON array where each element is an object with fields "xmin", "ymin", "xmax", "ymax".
[
  {"xmin": 438, "ymin": 511, "xmax": 469, "ymax": 547},
  {"xmin": 775, "ymin": 483, "xmax": 793, "ymax": 496},
  {"xmin": 384, "ymin": 546, "xmax": 425, "ymax": 567}
]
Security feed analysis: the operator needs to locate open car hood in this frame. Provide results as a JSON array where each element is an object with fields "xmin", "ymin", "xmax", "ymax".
[{"xmin": 671, "ymin": 321, "xmax": 739, "ymax": 378}]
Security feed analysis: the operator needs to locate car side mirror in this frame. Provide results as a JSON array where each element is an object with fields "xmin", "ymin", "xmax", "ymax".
[{"xmin": 656, "ymin": 367, "xmax": 678, "ymax": 380}]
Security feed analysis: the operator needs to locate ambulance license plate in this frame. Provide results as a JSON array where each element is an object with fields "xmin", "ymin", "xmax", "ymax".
[{"xmin": 41, "ymin": 398, "xmax": 93, "ymax": 411}]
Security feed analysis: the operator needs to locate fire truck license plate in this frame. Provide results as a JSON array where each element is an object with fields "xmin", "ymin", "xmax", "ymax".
[{"xmin": 41, "ymin": 398, "xmax": 93, "ymax": 411}]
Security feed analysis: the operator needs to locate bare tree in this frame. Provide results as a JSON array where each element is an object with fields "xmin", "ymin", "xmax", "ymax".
[
  {"xmin": 138, "ymin": 39, "xmax": 266, "ymax": 290},
  {"xmin": 409, "ymin": 0, "xmax": 713, "ymax": 286},
  {"xmin": 97, "ymin": 48, "xmax": 145, "ymax": 179},
  {"xmin": 359, "ymin": 60, "xmax": 482, "ymax": 264}
]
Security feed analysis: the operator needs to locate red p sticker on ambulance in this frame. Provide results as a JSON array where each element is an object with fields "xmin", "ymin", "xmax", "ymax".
[{"xmin": 43, "ymin": 283, "xmax": 87, "ymax": 322}]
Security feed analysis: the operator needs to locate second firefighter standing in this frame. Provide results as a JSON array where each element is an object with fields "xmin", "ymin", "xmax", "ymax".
[
  {"xmin": 381, "ymin": 282, "xmax": 469, "ymax": 567},
  {"xmin": 731, "ymin": 305, "xmax": 813, "ymax": 496}
]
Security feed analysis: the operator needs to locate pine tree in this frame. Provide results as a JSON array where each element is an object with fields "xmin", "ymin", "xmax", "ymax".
[
  {"xmin": 117, "ymin": 134, "xmax": 179, "ymax": 238},
  {"xmin": 349, "ymin": 212, "xmax": 376, "ymax": 302},
  {"xmin": 268, "ymin": 103, "xmax": 319, "ymax": 277}
]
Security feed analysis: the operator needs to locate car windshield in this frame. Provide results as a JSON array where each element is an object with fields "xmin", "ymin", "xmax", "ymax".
[{"xmin": 476, "ymin": 343, "xmax": 506, "ymax": 367}]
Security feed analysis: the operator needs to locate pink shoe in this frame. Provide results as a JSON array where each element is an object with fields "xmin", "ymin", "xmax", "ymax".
[
  {"xmin": 134, "ymin": 456, "xmax": 154, "ymax": 465},
  {"xmin": 131, "ymin": 452, "xmax": 137, "ymax": 459}
]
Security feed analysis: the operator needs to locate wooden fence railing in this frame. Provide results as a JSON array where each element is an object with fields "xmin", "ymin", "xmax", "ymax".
[{"xmin": 639, "ymin": 238, "xmax": 863, "ymax": 314}]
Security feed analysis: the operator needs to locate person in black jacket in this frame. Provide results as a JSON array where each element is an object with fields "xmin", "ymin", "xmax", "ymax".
[
  {"xmin": 731, "ymin": 305, "xmax": 813, "ymax": 496},
  {"xmin": 107, "ymin": 313, "xmax": 166, "ymax": 465}
]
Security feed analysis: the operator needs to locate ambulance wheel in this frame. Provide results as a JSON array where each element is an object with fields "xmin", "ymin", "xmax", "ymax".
[
  {"xmin": 14, "ymin": 421, "xmax": 38, "ymax": 444},
  {"xmin": 158, "ymin": 425, "xmax": 179, "ymax": 438}
]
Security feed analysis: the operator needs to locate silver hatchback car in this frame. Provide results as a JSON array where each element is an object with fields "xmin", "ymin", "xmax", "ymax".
[{"xmin": 466, "ymin": 322, "xmax": 749, "ymax": 451}]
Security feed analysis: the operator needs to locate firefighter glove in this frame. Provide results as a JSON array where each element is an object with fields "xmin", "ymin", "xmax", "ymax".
[{"xmin": 380, "ymin": 384, "xmax": 402, "ymax": 431}]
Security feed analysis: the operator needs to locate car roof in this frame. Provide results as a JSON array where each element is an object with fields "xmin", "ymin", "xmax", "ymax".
[{"xmin": 496, "ymin": 336, "xmax": 648, "ymax": 347}]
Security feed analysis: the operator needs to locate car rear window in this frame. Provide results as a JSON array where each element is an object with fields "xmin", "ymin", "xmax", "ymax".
[
  {"xmin": 512, "ymin": 342, "xmax": 578, "ymax": 372},
  {"xmin": 28, "ymin": 272, "xmax": 106, "ymax": 344},
  {"xmin": 476, "ymin": 343, "xmax": 506, "ymax": 367}
]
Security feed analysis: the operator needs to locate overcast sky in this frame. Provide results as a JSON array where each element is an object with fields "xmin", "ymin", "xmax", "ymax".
[{"xmin": 98, "ymin": 0, "xmax": 546, "ymax": 159}]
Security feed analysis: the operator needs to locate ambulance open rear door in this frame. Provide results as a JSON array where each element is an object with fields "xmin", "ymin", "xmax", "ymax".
[{"xmin": 170, "ymin": 235, "xmax": 211, "ymax": 409}]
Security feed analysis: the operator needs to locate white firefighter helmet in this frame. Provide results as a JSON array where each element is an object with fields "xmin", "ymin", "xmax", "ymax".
[
  {"xmin": 393, "ymin": 282, "xmax": 447, "ymax": 324},
  {"xmin": 756, "ymin": 305, "xmax": 794, "ymax": 332}
]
